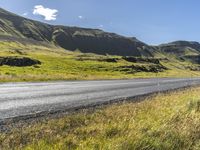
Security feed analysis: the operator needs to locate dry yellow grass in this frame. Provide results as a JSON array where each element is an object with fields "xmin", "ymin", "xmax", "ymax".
[{"xmin": 1, "ymin": 87, "xmax": 200, "ymax": 149}]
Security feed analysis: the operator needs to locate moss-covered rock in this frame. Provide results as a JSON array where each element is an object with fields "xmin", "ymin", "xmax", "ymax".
[{"xmin": 0, "ymin": 56, "xmax": 41, "ymax": 67}]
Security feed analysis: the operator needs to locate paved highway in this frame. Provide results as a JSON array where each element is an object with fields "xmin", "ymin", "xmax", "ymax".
[{"xmin": 0, "ymin": 78, "xmax": 200, "ymax": 121}]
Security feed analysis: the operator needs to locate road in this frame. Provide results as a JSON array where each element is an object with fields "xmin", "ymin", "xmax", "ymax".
[{"xmin": 0, "ymin": 78, "xmax": 200, "ymax": 121}]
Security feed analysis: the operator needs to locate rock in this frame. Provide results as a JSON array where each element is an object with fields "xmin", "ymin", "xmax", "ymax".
[
  {"xmin": 117, "ymin": 64, "xmax": 167, "ymax": 73},
  {"xmin": 122, "ymin": 56, "xmax": 160, "ymax": 64},
  {"xmin": 0, "ymin": 56, "xmax": 41, "ymax": 67}
]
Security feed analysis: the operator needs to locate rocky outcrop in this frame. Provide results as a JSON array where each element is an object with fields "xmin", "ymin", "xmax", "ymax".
[
  {"xmin": 0, "ymin": 57, "xmax": 41, "ymax": 67},
  {"xmin": 122, "ymin": 56, "xmax": 160, "ymax": 64},
  {"xmin": 117, "ymin": 64, "xmax": 167, "ymax": 73}
]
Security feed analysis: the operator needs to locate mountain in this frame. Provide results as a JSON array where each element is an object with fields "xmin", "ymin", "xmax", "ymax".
[
  {"xmin": 158, "ymin": 41, "xmax": 200, "ymax": 63},
  {"xmin": 0, "ymin": 8, "xmax": 154, "ymax": 57},
  {"xmin": 159, "ymin": 41, "xmax": 200, "ymax": 54},
  {"xmin": 2, "ymin": 7, "xmax": 200, "ymax": 60}
]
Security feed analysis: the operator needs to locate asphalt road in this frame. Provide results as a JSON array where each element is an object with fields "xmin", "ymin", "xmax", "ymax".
[{"xmin": 1, "ymin": 78, "xmax": 200, "ymax": 121}]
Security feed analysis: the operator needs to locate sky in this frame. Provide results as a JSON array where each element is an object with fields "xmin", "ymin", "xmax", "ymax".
[{"xmin": 0, "ymin": 0, "xmax": 200, "ymax": 45}]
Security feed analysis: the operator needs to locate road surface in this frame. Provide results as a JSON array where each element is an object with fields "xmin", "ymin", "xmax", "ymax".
[{"xmin": 1, "ymin": 78, "xmax": 200, "ymax": 121}]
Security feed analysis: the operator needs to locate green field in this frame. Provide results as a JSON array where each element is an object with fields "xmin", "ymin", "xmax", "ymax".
[
  {"xmin": 1, "ymin": 87, "xmax": 200, "ymax": 149},
  {"xmin": 0, "ymin": 41, "xmax": 200, "ymax": 82}
]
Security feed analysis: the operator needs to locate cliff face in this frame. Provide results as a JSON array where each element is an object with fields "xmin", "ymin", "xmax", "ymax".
[{"xmin": 52, "ymin": 26, "xmax": 154, "ymax": 56}]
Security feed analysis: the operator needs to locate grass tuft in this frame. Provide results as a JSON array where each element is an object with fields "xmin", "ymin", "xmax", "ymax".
[{"xmin": 188, "ymin": 99, "xmax": 200, "ymax": 112}]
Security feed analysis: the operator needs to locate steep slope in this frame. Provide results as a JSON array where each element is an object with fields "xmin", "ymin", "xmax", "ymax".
[
  {"xmin": 0, "ymin": 8, "xmax": 53, "ymax": 41},
  {"xmin": 0, "ymin": 8, "xmax": 154, "ymax": 57}
]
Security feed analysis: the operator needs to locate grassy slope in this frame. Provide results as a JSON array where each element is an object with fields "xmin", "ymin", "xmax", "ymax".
[
  {"xmin": 0, "ymin": 41, "xmax": 200, "ymax": 82},
  {"xmin": 1, "ymin": 87, "xmax": 200, "ymax": 149}
]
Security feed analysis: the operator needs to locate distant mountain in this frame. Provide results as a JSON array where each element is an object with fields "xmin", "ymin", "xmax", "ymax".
[
  {"xmin": 158, "ymin": 41, "xmax": 200, "ymax": 63},
  {"xmin": 158, "ymin": 41, "xmax": 200, "ymax": 55},
  {"xmin": 0, "ymin": 8, "xmax": 154, "ymax": 57}
]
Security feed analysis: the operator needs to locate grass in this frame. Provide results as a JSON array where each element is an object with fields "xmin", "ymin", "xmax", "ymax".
[
  {"xmin": 1, "ymin": 87, "xmax": 200, "ymax": 149},
  {"xmin": 1, "ymin": 41, "xmax": 200, "ymax": 82}
]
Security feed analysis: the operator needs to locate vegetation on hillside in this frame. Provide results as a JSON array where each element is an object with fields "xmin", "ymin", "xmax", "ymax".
[
  {"xmin": 1, "ymin": 87, "xmax": 200, "ymax": 149},
  {"xmin": 0, "ymin": 41, "xmax": 200, "ymax": 82}
]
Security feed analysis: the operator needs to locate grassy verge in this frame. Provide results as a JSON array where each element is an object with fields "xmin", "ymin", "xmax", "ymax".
[
  {"xmin": 1, "ymin": 41, "xmax": 200, "ymax": 82},
  {"xmin": 1, "ymin": 87, "xmax": 200, "ymax": 149}
]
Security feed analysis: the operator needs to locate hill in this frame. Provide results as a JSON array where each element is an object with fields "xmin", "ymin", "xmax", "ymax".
[
  {"xmin": 0, "ymin": 7, "xmax": 154, "ymax": 57},
  {"xmin": 158, "ymin": 41, "xmax": 200, "ymax": 63}
]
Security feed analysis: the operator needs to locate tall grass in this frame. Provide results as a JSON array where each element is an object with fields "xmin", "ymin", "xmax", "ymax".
[{"xmin": 1, "ymin": 87, "xmax": 200, "ymax": 149}]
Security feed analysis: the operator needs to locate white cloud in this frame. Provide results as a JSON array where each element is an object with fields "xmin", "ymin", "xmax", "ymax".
[
  {"xmin": 22, "ymin": 12, "xmax": 28, "ymax": 16},
  {"xmin": 78, "ymin": 15, "xmax": 83, "ymax": 19},
  {"xmin": 33, "ymin": 5, "xmax": 58, "ymax": 21},
  {"xmin": 98, "ymin": 24, "xmax": 104, "ymax": 28}
]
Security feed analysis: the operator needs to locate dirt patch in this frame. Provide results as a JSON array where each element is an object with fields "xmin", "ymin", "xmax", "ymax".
[{"xmin": 0, "ymin": 56, "xmax": 41, "ymax": 67}]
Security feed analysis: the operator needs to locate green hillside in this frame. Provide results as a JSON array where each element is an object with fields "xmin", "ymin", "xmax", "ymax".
[{"xmin": 0, "ymin": 41, "xmax": 200, "ymax": 82}]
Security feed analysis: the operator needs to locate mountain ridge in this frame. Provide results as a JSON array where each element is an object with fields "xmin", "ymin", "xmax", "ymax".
[
  {"xmin": 1, "ymin": 7, "xmax": 200, "ymax": 58},
  {"xmin": 0, "ymin": 7, "xmax": 155, "ymax": 56}
]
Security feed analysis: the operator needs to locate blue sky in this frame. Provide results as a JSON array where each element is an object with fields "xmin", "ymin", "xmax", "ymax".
[{"xmin": 0, "ymin": 0, "xmax": 200, "ymax": 45}]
